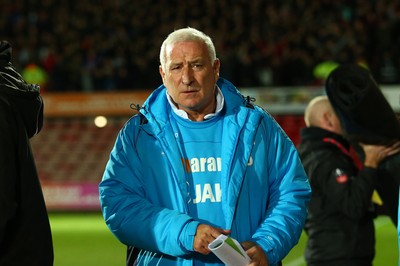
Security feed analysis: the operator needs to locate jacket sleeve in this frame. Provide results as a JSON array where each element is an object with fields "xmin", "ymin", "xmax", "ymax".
[
  {"xmin": 313, "ymin": 151, "xmax": 377, "ymax": 219},
  {"xmin": 0, "ymin": 101, "xmax": 18, "ymax": 243},
  {"xmin": 251, "ymin": 115, "xmax": 312, "ymax": 264},
  {"xmin": 98, "ymin": 118, "xmax": 199, "ymax": 256}
]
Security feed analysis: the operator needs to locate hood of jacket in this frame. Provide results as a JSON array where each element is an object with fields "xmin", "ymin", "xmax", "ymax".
[{"xmin": 0, "ymin": 41, "xmax": 43, "ymax": 138}]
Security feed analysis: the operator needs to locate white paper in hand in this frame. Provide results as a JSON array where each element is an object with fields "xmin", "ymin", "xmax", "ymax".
[{"xmin": 208, "ymin": 234, "xmax": 251, "ymax": 266}]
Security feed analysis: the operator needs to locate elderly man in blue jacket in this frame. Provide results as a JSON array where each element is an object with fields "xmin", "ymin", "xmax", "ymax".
[{"xmin": 99, "ymin": 27, "xmax": 311, "ymax": 266}]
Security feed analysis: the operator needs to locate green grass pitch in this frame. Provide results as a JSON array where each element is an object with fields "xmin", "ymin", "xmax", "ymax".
[
  {"xmin": 282, "ymin": 215, "xmax": 398, "ymax": 265},
  {"xmin": 50, "ymin": 213, "xmax": 397, "ymax": 266},
  {"xmin": 50, "ymin": 212, "xmax": 125, "ymax": 266}
]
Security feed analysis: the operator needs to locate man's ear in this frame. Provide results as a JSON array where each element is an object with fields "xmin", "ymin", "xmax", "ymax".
[
  {"xmin": 159, "ymin": 65, "xmax": 166, "ymax": 84},
  {"xmin": 213, "ymin": 59, "xmax": 220, "ymax": 81},
  {"xmin": 323, "ymin": 112, "xmax": 335, "ymax": 129}
]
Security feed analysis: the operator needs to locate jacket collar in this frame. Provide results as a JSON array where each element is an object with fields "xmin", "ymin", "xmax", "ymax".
[
  {"xmin": 166, "ymin": 85, "xmax": 224, "ymax": 120},
  {"xmin": 139, "ymin": 77, "xmax": 246, "ymax": 135}
]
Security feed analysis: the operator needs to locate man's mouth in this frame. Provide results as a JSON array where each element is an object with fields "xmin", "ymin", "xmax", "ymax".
[{"xmin": 182, "ymin": 88, "xmax": 198, "ymax": 94}]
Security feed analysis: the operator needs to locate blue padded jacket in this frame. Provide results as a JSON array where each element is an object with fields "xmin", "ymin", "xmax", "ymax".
[{"xmin": 99, "ymin": 78, "xmax": 311, "ymax": 266}]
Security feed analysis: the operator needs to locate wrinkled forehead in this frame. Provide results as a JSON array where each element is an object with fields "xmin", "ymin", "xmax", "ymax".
[{"xmin": 165, "ymin": 41, "xmax": 210, "ymax": 64}]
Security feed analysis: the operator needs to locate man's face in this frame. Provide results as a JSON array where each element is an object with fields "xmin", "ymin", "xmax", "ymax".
[{"xmin": 159, "ymin": 41, "xmax": 220, "ymax": 119}]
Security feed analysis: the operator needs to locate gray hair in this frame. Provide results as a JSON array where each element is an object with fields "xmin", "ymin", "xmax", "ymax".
[{"xmin": 159, "ymin": 27, "xmax": 217, "ymax": 70}]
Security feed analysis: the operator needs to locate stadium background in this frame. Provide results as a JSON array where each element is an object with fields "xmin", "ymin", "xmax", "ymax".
[{"xmin": 1, "ymin": 1, "xmax": 400, "ymax": 265}]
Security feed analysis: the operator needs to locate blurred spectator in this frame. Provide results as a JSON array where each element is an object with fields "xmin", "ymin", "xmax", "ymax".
[
  {"xmin": 21, "ymin": 62, "xmax": 48, "ymax": 92},
  {"xmin": 1, "ymin": 0, "xmax": 399, "ymax": 91},
  {"xmin": 312, "ymin": 60, "xmax": 339, "ymax": 86}
]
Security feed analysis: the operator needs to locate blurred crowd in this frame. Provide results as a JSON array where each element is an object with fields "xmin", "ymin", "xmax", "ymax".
[{"xmin": 1, "ymin": 0, "xmax": 400, "ymax": 92}]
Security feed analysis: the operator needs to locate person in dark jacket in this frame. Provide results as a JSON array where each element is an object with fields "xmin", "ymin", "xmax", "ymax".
[
  {"xmin": 325, "ymin": 64, "xmax": 400, "ymax": 225},
  {"xmin": 297, "ymin": 95, "xmax": 400, "ymax": 266},
  {"xmin": 0, "ymin": 41, "xmax": 53, "ymax": 265}
]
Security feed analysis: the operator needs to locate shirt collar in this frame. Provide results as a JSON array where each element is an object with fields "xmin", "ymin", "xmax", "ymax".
[{"xmin": 166, "ymin": 86, "xmax": 224, "ymax": 120}]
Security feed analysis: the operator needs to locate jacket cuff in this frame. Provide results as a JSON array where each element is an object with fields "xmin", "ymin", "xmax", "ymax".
[{"xmin": 179, "ymin": 220, "xmax": 200, "ymax": 252}]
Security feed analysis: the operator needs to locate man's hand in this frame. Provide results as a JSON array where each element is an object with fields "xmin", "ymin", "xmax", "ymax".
[
  {"xmin": 361, "ymin": 141, "xmax": 400, "ymax": 168},
  {"xmin": 193, "ymin": 224, "xmax": 231, "ymax": 255},
  {"xmin": 242, "ymin": 241, "xmax": 269, "ymax": 266}
]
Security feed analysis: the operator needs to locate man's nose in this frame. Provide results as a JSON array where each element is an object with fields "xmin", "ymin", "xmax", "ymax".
[{"xmin": 182, "ymin": 67, "xmax": 193, "ymax": 85}]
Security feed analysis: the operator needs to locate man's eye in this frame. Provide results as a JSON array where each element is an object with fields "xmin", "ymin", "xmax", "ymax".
[{"xmin": 193, "ymin": 64, "xmax": 202, "ymax": 69}]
